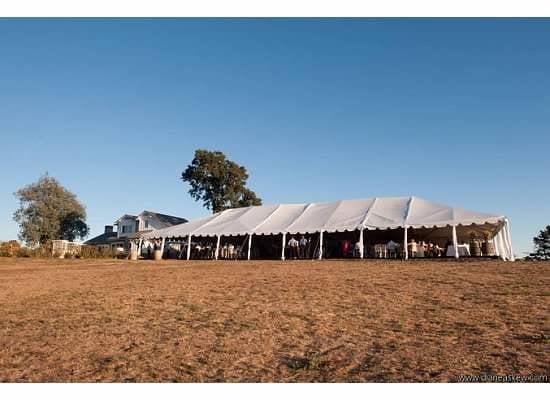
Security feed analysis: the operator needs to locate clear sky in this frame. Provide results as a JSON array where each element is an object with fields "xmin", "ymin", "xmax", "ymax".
[{"xmin": 0, "ymin": 18, "xmax": 549, "ymax": 257}]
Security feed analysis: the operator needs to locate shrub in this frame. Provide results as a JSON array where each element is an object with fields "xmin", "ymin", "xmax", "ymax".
[
  {"xmin": 0, "ymin": 240, "xmax": 21, "ymax": 257},
  {"xmin": 52, "ymin": 251, "xmax": 63, "ymax": 258},
  {"xmin": 16, "ymin": 247, "xmax": 32, "ymax": 258},
  {"xmin": 80, "ymin": 245, "xmax": 116, "ymax": 259},
  {"xmin": 80, "ymin": 245, "xmax": 100, "ymax": 258},
  {"xmin": 30, "ymin": 242, "xmax": 53, "ymax": 258}
]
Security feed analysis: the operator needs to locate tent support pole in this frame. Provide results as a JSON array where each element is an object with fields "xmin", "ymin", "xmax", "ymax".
[
  {"xmin": 359, "ymin": 228, "xmax": 364, "ymax": 259},
  {"xmin": 319, "ymin": 231, "xmax": 324, "ymax": 260},
  {"xmin": 504, "ymin": 219, "xmax": 514, "ymax": 262},
  {"xmin": 281, "ymin": 233, "xmax": 286, "ymax": 260},
  {"xmin": 160, "ymin": 237, "xmax": 166, "ymax": 259},
  {"xmin": 404, "ymin": 226, "xmax": 408, "ymax": 260},
  {"xmin": 186, "ymin": 234, "xmax": 192, "ymax": 261},
  {"xmin": 452, "ymin": 225, "xmax": 459, "ymax": 259},
  {"xmin": 215, "ymin": 235, "xmax": 221, "ymax": 260},
  {"xmin": 247, "ymin": 233, "xmax": 252, "ymax": 261}
]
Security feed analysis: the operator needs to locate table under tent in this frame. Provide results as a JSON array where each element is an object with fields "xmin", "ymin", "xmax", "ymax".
[{"xmin": 138, "ymin": 196, "xmax": 514, "ymax": 261}]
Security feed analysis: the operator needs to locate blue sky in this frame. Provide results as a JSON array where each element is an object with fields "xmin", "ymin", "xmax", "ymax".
[{"xmin": 0, "ymin": 18, "xmax": 549, "ymax": 256}]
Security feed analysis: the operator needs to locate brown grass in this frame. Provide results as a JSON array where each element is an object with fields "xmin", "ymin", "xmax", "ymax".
[{"xmin": 0, "ymin": 258, "xmax": 548, "ymax": 382}]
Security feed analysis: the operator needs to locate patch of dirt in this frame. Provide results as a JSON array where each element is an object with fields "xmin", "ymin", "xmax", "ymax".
[{"xmin": 0, "ymin": 258, "xmax": 548, "ymax": 382}]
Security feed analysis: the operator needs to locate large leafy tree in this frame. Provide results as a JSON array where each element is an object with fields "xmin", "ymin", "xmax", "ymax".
[
  {"xmin": 529, "ymin": 225, "xmax": 550, "ymax": 261},
  {"xmin": 13, "ymin": 174, "xmax": 89, "ymax": 246},
  {"xmin": 181, "ymin": 149, "xmax": 262, "ymax": 213}
]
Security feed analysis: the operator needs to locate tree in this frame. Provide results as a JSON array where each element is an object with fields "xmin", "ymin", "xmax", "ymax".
[
  {"xmin": 13, "ymin": 174, "xmax": 89, "ymax": 246},
  {"xmin": 529, "ymin": 225, "xmax": 550, "ymax": 261},
  {"xmin": 181, "ymin": 149, "xmax": 262, "ymax": 213}
]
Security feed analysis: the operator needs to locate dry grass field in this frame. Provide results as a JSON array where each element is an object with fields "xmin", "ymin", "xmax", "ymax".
[{"xmin": 0, "ymin": 258, "xmax": 548, "ymax": 382}]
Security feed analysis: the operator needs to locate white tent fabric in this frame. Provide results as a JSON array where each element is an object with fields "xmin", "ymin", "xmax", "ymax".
[{"xmin": 143, "ymin": 196, "xmax": 514, "ymax": 260}]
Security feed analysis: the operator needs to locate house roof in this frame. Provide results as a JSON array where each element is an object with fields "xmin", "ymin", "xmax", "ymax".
[
  {"xmin": 139, "ymin": 211, "xmax": 188, "ymax": 226},
  {"xmin": 84, "ymin": 231, "xmax": 118, "ymax": 246},
  {"xmin": 126, "ymin": 230, "xmax": 154, "ymax": 240},
  {"xmin": 113, "ymin": 211, "xmax": 187, "ymax": 226},
  {"xmin": 114, "ymin": 214, "xmax": 138, "ymax": 224}
]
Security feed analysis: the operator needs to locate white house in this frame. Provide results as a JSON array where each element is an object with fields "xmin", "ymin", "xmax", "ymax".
[{"xmin": 85, "ymin": 211, "xmax": 187, "ymax": 254}]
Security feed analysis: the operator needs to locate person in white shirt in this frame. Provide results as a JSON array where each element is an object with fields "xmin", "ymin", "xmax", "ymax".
[
  {"xmin": 409, "ymin": 239, "xmax": 418, "ymax": 258},
  {"xmin": 228, "ymin": 243, "xmax": 235, "ymax": 260},
  {"xmin": 221, "ymin": 244, "xmax": 228, "ymax": 259},
  {"xmin": 195, "ymin": 243, "xmax": 202, "ymax": 259},
  {"xmin": 288, "ymin": 237, "xmax": 299, "ymax": 259},
  {"xmin": 417, "ymin": 241, "xmax": 425, "ymax": 258}
]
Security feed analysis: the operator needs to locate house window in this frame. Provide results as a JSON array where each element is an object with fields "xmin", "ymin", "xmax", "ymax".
[
  {"xmin": 122, "ymin": 226, "xmax": 127, "ymax": 233},
  {"xmin": 145, "ymin": 220, "xmax": 149, "ymax": 229}
]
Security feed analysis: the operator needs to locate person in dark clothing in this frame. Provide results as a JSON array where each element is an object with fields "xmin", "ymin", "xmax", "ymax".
[{"xmin": 299, "ymin": 236, "xmax": 308, "ymax": 259}]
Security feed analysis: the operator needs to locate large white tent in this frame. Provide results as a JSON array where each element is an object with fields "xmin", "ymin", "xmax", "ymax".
[{"xmin": 141, "ymin": 196, "xmax": 514, "ymax": 261}]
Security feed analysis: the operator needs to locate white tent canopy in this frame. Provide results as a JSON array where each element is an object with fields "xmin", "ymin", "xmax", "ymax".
[{"xmin": 142, "ymin": 196, "xmax": 514, "ymax": 261}]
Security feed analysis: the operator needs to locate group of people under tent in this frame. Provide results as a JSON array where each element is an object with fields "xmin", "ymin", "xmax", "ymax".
[
  {"xmin": 184, "ymin": 240, "xmax": 244, "ymax": 260},
  {"xmin": 338, "ymin": 235, "xmax": 497, "ymax": 259},
  {"xmin": 143, "ymin": 231, "xmax": 498, "ymax": 260},
  {"xmin": 365, "ymin": 239, "xmax": 446, "ymax": 259},
  {"xmin": 285, "ymin": 235, "xmax": 314, "ymax": 259}
]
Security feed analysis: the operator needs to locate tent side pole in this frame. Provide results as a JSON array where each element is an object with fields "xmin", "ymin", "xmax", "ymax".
[
  {"xmin": 215, "ymin": 235, "xmax": 221, "ymax": 260},
  {"xmin": 318, "ymin": 231, "xmax": 324, "ymax": 260},
  {"xmin": 404, "ymin": 226, "xmax": 408, "ymax": 260},
  {"xmin": 452, "ymin": 225, "xmax": 459, "ymax": 259},
  {"xmin": 247, "ymin": 233, "xmax": 252, "ymax": 261},
  {"xmin": 359, "ymin": 228, "xmax": 364, "ymax": 259},
  {"xmin": 186, "ymin": 234, "xmax": 192, "ymax": 260},
  {"xmin": 281, "ymin": 233, "xmax": 286, "ymax": 260},
  {"xmin": 160, "ymin": 237, "xmax": 166, "ymax": 259}
]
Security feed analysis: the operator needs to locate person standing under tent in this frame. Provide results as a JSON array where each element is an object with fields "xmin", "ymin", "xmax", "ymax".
[
  {"xmin": 299, "ymin": 236, "xmax": 308, "ymax": 259},
  {"xmin": 205, "ymin": 242, "xmax": 212, "ymax": 259},
  {"xmin": 221, "ymin": 243, "xmax": 228, "ymax": 260},
  {"xmin": 409, "ymin": 238, "xmax": 418, "ymax": 258},
  {"xmin": 288, "ymin": 236, "xmax": 299, "ymax": 259},
  {"xmin": 417, "ymin": 240, "xmax": 425, "ymax": 258},
  {"xmin": 341, "ymin": 240, "xmax": 350, "ymax": 258},
  {"xmin": 387, "ymin": 239, "xmax": 398, "ymax": 258},
  {"xmin": 195, "ymin": 242, "xmax": 202, "ymax": 259},
  {"xmin": 444, "ymin": 239, "xmax": 452, "ymax": 257},
  {"xmin": 426, "ymin": 242, "xmax": 433, "ymax": 258}
]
